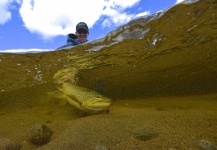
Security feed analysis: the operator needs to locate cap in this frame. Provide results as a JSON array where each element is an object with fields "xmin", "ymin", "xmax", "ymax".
[{"xmin": 76, "ymin": 22, "xmax": 89, "ymax": 32}]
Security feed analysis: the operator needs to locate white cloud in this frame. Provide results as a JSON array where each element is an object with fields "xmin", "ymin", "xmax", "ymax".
[
  {"xmin": 176, "ymin": 0, "xmax": 185, "ymax": 3},
  {"xmin": 18, "ymin": 0, "xmax": 141, "ymax": 39},
  {"xmin": 134, "ymin": 11, "xmax": 150, "ymax": 19},
  {"xmin": 102, "ymin": 12, "xmax": 134, "ymax": 28},
  {"xmin": 0, "ymin": 0, "xmax": 12, "ymax": 25},
  {"xmin": 0, "ymin": 48, "xmax": 53, "ymax": 54},
  {"xmin": 0, "ymin": 0, "xmax": 22, "ymax": 25},
  {"xmin": 101, "ymin": 0, "xmax": 140, "ymax": 27}
]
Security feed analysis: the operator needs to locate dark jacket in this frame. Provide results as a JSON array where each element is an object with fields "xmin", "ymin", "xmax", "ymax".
[{"xmin": 56, "ymin": 33, "xmax": 80, "ymax": 50}]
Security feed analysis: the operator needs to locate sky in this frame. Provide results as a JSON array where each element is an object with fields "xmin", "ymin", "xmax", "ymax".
[{"xmin": 0, "ymin": 0, "xmax": 185, "ymax": 52}]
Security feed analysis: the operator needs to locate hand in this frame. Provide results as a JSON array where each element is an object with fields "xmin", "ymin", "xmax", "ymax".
[{"xmin": 64, "ymin": 76, "xmax": 76, "ymax": 84}]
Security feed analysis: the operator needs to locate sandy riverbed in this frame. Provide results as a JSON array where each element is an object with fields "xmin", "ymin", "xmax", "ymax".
[{"xmin": 0, "ymin": 93, "xmax": 217, "ymax": 149}]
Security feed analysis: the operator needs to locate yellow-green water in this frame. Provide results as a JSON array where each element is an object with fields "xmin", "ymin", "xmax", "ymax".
[
  {"xmin": 0, "ymin": 82, "xmax": 217, "ymax": 149},
  {"xmin": 0, "ymin": 49, "xmax": 217, "ymax": 149}
]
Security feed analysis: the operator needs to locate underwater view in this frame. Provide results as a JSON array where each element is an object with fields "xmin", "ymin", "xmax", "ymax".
[{"xmin": 0, "ymin": 0, "xmax": 217, "ymax": 149}]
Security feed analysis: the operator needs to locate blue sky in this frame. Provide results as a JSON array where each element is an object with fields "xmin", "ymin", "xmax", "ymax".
[{"xmin": 0, "ymin": 0, "xmax": 184, "ymax": 51}]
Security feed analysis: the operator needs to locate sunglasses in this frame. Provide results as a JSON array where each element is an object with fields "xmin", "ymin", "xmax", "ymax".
[{"xmin": 77, "ymin": 29, "xmax": 88, "ymax": 34}]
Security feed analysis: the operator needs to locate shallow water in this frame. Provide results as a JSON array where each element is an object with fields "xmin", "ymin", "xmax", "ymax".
[
  {"xmin": 0, "ymin": 57, "xmax": 216, "ymax": 148},
  {"xmin": 0, "ymin": 50, "xmax": 216, "ymax": 149},
  {"xmin": 0, "ymin": 85, "xmax": 217, "ymax": 149}
]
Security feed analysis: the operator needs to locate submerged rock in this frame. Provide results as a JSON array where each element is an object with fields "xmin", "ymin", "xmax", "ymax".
[
  {"xmin": 95, "ymin": 145, "xmax": 109, "ymax": 150},
  {"xmin": 135, "ymin": 127, "xmax": 159, "ymax": 141},
  {"xmin": 27, "ymin": 124, "xmax": 52, "ymax": 145},
  {"xmin": 198, "ymin": 139, "xmax": 217, "ymax": 150},
  {"xmin": 0, "ymin": 138, "xmax": 21, "ymax": 150}
]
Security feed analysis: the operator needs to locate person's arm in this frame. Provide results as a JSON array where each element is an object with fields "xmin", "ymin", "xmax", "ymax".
[{"xmin": 56, "ymin": 34, "xmax": 78, "ymax": 50}]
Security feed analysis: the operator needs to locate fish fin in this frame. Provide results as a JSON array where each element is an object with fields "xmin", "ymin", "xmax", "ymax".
[
  {"xmin": 67, "ymin": 94, "xmax": 82, "ymax": 104},
  {"xmin": 47, "ymin": 91, "xmax": 65, "ymax": 99},
  {"xmin": 47, "ymin": 91, "xmax": 67, "ymax": 106},
  {"xmin": 65, "ymin": 95, "xmax": 83, "ymax": 110},
  {"xmin": 58, "ymin": 98, "xmax": 67, "ymax": 106}
]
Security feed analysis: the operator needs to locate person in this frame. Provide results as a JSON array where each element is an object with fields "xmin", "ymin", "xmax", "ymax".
[{"xmin": 57, "ymin": 22, "xmax": 89, "ymax": 49}]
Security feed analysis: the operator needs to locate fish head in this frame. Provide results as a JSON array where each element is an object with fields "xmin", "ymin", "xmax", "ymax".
[{"xmin": 82, "ymin": 96, "xmax": 113, "ymax": 112}]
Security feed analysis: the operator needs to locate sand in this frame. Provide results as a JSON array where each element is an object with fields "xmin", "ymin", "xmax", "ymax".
[{"xmin": 0, "ymin": 93, "xmax": 217, "ymax": 149}]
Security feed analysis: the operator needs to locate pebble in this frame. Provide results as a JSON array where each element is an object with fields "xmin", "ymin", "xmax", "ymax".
[
  {"xmin": 135, "ymin": 127, "xmax": 159, "ymax": 141},
  {"xmin": 198, "ymin": 139, "xmax": 217, "ymax": 150},
  {"xmin": 27, "ymin": 123, "xmax": 52, "ymax": 145},
  {"xmin": 0, "ymin": 138, "xmax": 21, "ymax": 150},
  {"xmin": 95, "ymin": 145, "xmax": 109, "ymax": 150}
]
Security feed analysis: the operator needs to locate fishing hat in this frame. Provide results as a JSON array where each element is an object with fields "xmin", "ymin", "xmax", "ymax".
[{"xmin": 76, "ymin": 22, "xmax": 89, "ymax": 32}]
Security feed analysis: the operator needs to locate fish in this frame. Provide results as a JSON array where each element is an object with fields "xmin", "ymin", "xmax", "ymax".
[{"xmin": 50, "ymin": 82, "xmax": 113, "ymax": 114}]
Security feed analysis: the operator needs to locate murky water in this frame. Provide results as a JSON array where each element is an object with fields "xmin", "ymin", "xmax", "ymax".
[
  {"xmin": 0, "ymin": 82, "xmax": 217, "ymax": 149},
  {"xmin": 0, "ymin": 46, "xmax": 217, "ymax": 149}
]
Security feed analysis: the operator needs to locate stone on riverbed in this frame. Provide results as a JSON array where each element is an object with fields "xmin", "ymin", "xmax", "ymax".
[
  {"xmin": 27, "ymin": 123, "xmax": 52, "ymax": 145},
  {"xmin": 198, "ymin": 139, "xmax": 217, "ymax": 150},
  {"xmin": 0, "ymin": 138, "xmax": 21, "ymax": 150},
  {"xmin": 95, "ymin": 145, "xmax": 109, "ymax": 150},
  {"xmin": 135, "ymin": 127, "xmax": 159, "ymax": 141}
]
